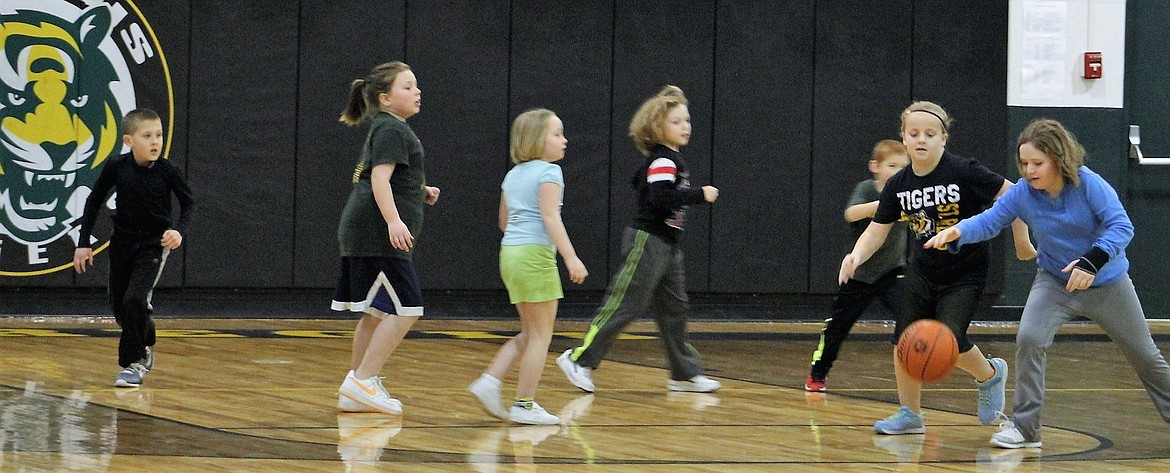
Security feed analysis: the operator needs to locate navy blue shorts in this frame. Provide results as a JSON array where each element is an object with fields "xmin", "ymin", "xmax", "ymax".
[{"xmin": 331, "ymin": 256, "xmax": 424, "ymax": 318}]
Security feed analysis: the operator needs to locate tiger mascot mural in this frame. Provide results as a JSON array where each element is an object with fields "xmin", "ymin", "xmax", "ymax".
[{"xmin": 0, "ymin": 1, "xmax": 166, "ymax": 276}]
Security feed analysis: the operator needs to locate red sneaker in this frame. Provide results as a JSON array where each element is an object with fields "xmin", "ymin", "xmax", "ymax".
[{"xmin": 804, "ymin": 374, "xmax": 826, "ymax": 392}]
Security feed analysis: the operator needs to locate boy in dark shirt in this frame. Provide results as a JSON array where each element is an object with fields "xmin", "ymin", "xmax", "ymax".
[{"xmin": 73, "ymin": 108, "xmax": 195, "ymax": 388}]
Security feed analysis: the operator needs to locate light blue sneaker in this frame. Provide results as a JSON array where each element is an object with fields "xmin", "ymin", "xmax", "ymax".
[
  {"xmin": 977, "ymin": 357, "xmax": 1008, "ymax": 425},
  {"xmin": 874, "ymin": 406, "xmax": 925, "ymax": 435}
]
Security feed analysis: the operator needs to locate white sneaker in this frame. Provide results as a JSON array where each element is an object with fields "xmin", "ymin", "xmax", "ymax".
[
  {"xmin": 557, "ymin": 349, "xmax": 595, "ymax": 393},
  {"xmin": 667, "ymin": 375, "xmax": 721, "ymax": 392},
  {"xmin": 337, "ymin": 371, "xmax": 380, "ymax": 412},
  {"xmin": 339, "ymin": 373, "xmax": 403, "ymax": 415},
  {"xmin": 509, "ymin": 402, "xmax": 560, "ymax": 425},
  {"xmin": 338, "ymin": 393, "xmax": 381, "ymax": 413},
  {"xmin": 469, "ymin": 374, "xmax": 508, "ymax": 419},
  {"xmin": 989, "ymin": 420, "xmax": 1042, "ymax": 449}
]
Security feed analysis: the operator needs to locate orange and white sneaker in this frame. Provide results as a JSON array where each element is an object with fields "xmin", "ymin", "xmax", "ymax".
[
  {"xmin": 338, "ymin": 371, "xmax": 381, "ymax": 413},
  {"xmin": 339, "ymin": 372, "xmax": 403, "ymax": 415}
]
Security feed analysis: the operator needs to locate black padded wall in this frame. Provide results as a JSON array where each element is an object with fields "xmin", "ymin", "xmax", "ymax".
[
  {"xmin": 807, "ymin": 1, "xmax": 914, "ymax": 294},
  {"xmin": 294, "ymin": 1, "xmax": 407, "ymax": 288},
  {"xmin": 406, "ymin": 2, "xmax": 512, "ymax": 291},
  {"xmin": 710, "ymin": 1, "xmax": 816, "ymax": 293},
  {"xmin": 509, "ymin": 1, "xmax": 614, "ymax": 291},
  {"xmin": 911, "ymin": 0, "xmax": 1011, "ymax": 294},
  {"xmin": 611, "ymin": 1, "xmax": 716, "ymax": 291},
  {"xmin": 4, "ymin": 1, "xmax": 1038, "ymax": 314},
  {"xmin": 1121, "ymin": 0, "xmax": 1170, "ymax": 317},
  {"xmin": 186, "ymin": 2, "xmax": 299, "ymax": 287},
  {"xmin": 144, "ymin": 2, "xmax": 192, "ymax": 289},
  {"xmin": 1126, "ymin": 0, "xmax": 1170, "ymax": 157}
]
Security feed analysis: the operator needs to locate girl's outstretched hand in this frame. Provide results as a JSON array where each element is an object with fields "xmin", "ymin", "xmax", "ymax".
[{"xmin": 923, "ymin": 227, "xmax": 960, "ymax": 250}]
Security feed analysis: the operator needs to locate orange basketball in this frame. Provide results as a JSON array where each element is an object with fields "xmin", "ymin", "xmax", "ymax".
[{"xmin": 897, "ymin": 319, "xmax": 959, "ymax": 383}]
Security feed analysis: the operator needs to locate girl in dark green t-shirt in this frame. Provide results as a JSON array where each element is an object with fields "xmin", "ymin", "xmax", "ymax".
[{"xmin": 331, "ymin": 61, "xmax": 441, "ymax": 416}]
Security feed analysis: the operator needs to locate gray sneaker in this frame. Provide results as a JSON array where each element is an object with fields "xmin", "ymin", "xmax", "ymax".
[
  {"xmin": 115, "ymin": 363, "xmax": 148, "ymax": 388},
  {"xmin": 139, "ymin": 346, "xmax": 154, "ymax": 371}
]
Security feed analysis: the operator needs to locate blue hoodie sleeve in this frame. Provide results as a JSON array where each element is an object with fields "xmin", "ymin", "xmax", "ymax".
[
  {"xmin": 1081, "ymin": 168, "xmax": 1133, "ymax": 260},
  {"xmin": 952, "ymin": 179, "xmax": 1025, "ymax": 249}
]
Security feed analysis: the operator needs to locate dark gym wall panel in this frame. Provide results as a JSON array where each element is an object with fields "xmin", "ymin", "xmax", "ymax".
[
  {"xmin": 1125, "ymin": 0, "xmax": 1170, "ymax": 157},
  {"xmin": 509, "ymin": 1, "xmax": 614, "ymax": 292},
  {"xmin": 912, "ymin": 0, "xmax": 1010, "ymax": 172},
  {"xmin": 141, "ymin": 1, "xmax": 192, "ymax": 289},
  {"xmin": 1122, "ymin": 0, "xmax": 1170, "ymax": 317},
  {"xmin": 912, "ymin": 0, "xmax": 1010, "ymax": 295},
  {"xmin": 710, "ymin": 1, "xmax": 816, "ymax": 293},
  {"xmin": 20, "ymin": 1, "xmax": 1125, "ymax": 318},
  {"xmin": 611, "ymin": 1, "xmax": 716, "ymax": 291},
  {"xmin": 186, "ymin": 2, "xmax": 299, "ymax": 286},
  {"xmin": 406, "ymin": 2, "xmax": 512, "ymax": 291},
  {"xmin": 807, "ymin": 1, "xmax": 913, "ymax": 295},
  {"xmin": 294, "ymin": 1, "xmax": 407, "ymax": 288}
]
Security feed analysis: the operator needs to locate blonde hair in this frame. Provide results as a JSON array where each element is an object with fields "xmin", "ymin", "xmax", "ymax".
[
  {"xmin": 1016, "ymin": 118, "xmax": 1085, "ymax": 187},
  {"xmin": 628, "ymin": 85, "xmax": 687, "ymax": 156},
  {"xmin": 871, "ymin": 139, "xmax": 908, "ymax": 163},
  {"xmin": 510, "ymin": 108, "xmax": 556, "ymax": 164},
  {"xmin": 339, "ymin": 61, "xmax": 412, "ymax": 126},
  {"xmin": 900, "ymin": 100, "xmax": 952, "ymax": 137}
]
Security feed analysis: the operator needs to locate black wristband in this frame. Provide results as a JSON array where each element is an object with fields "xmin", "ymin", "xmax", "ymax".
[
  {"xmin": 1073, "ymin": 257, "xmax": 1097, "ymax": 275},
  {"xmin": 1075, "ymin": 246, "xmax": 1109, "ymax": 275}
]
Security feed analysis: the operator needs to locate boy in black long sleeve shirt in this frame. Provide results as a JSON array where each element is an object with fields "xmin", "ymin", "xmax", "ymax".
[{"xmin": 73, "ymin": 108, "xmax": 195, "ymax": 387}]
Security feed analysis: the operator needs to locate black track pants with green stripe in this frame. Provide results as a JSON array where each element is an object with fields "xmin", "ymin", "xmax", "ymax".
[{"xmin": 569, "ymin": 228, "xmax": 704, "ymax": 380}]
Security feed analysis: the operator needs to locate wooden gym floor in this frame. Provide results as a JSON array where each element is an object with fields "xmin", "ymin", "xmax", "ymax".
[{"xmin": 2, "ymin": 316, "xmax": 1170, "ymax": 472}]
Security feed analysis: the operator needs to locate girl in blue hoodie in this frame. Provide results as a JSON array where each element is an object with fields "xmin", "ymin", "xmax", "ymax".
[{"xmin": 925, "ymin": 118, "xmax": 1170, "ymax": 449}]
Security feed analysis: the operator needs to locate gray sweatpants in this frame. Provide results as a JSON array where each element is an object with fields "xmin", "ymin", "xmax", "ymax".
[
  {"xmin": 1012, "ymin": 270, "xmax": 1170, "ymax": 441},
  {"xmin": 569, "ymin": 228, "xmax": 704, "ymax": 380}
]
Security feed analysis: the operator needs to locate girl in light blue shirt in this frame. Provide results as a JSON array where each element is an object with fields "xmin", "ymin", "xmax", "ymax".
[
  {"xmin": 926, "ymin": 118, "xmax": 1170, "ymax": 449},
  {"xmin": 469, "ymin": 109, "xmax": 588, "ymax": 425}
]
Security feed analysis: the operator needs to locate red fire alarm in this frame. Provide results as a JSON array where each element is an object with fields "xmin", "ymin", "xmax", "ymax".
[{"xmin": 1083, "ymin": 52, "xmax": 1102, "ymax": 79}]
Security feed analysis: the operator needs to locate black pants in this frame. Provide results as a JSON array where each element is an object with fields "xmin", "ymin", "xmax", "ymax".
[
  {"xmin": 571, "ymin": 229, "xmax": 704, "ymax": 381},
  {"xmin": 108, "ymin": 237, "xmax": 168, "ymax": 368},
  {"xmin": 809, "ymin": 268, "xmax": 904, "ymax": 379}
]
